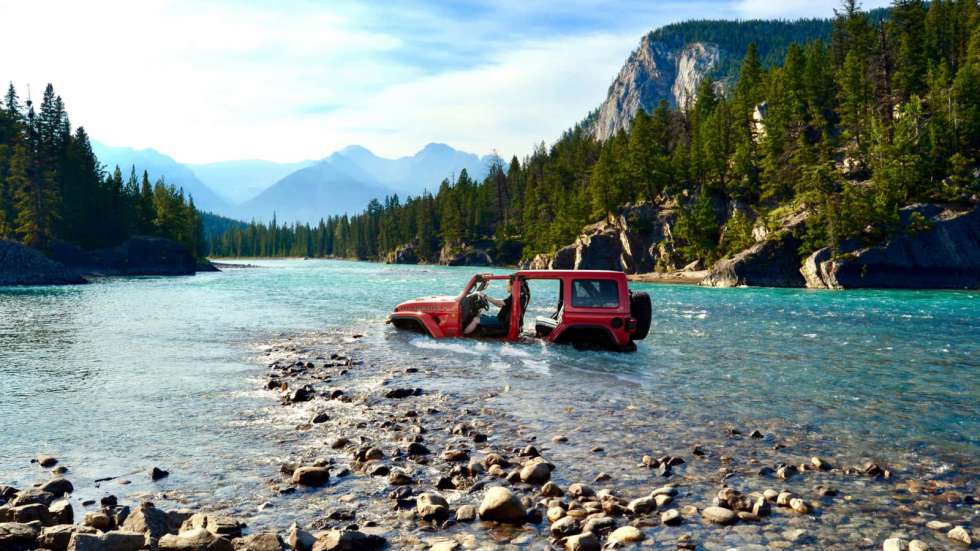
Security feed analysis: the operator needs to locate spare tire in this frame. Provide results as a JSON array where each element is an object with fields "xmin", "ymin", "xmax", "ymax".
[{"xmin": 630, "ymin": 291, "xmax": 652, "ymax": 340}]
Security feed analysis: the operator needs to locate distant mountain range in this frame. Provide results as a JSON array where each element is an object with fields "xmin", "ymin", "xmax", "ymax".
[{"xmin": 91, "ymin": 141, "xmax": 497, "ymax": 224}]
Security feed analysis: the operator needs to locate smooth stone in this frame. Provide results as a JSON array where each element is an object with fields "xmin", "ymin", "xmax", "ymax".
[
  {"xmin": 550, "ymin": 516, "xmax": 580, "ymax": 538},
  {"xmin": 627, "ymin": 496, "xmax": 655, "ymax": 514},
  {"xmin": 541, "ymin": 481, "xmax": 564, "ymax": 497},
  {"xmin": 519, "ymin": 462, "xmax": 550, "ymax": 485},
  {"xmin": 429, "ymin": 541, "xmax": 458, "ymax": 551},
  {"xmin": 701, "ymin": 506, "xmax": 736, "ymax": 525},
  {"xmin": 455, "ymin": 505, "xmax": 476, "ymax": 522},
  {"xmin": 908, "ymin": 540, "xmax": 929, "ymax": 551},
  {"xmin": 947, "ymin": 526, "xmax": 971, "ymax": 545},
  {"xmin": 36, "ymin": 455, "xmax": 59, "ymax": 468},
  {"xmin": 650, "ymin": 485, "xmax": 677, "ymax": 497},
  {"xmin": 292, "ymin": 466, "xmax": 330, "ymax": 487},
  {"xmin": 416, "ymin": 493, "xmax": 449, "ymax": 521},
  {"xmin": 287, "ymin": 523, "xmax": 316, "ymax": 551},
  {"xmin": 567, "ymin": 483, "xmax": 595, "ymax": 498},
  {"xmin": 310, "ymin": 529, "xmax": 385, "ymax": 551},
  {"xmin": 661, "ymin": 509, "xmax": 681, "ymax": 525},
  {"xmin": 926, "ymin": 520, "xmax": 951, "ymax": 531},
  {"xmin": 564, "ymin": 531, "xmax": 599, "ymax": 551},
  {"xmin": 478, "ymin": 486, "xmax": 525, "ymax": 524},
  {"xmin": 608, "ymin": 526, "xmax": 644, "ymax": 543},
  {"xmin": 39, "ymin": 478, "xmax": 74, "ymax": 497},
  {"xmin": 883, "ymin": 538, "xmax": 908, "ymax": 551},
  {"xmin": 789, "ymin": 498, "xmax": 810, "ymax": 514},
  {"xmin": 546, "ymin": 506, "xmax": 565, "ymax": 523}
]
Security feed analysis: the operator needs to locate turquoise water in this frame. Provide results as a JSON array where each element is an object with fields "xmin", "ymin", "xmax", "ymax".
[{"xmin": 1, "ymin": 258, "xmax": 978, "ymax": 511}]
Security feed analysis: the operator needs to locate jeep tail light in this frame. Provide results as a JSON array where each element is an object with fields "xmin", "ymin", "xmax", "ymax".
[{"xmin": 625, "ymin": 317, "xmax": 637, "ymax": 332}]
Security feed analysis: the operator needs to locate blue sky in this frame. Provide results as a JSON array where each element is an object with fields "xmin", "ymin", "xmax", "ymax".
[{"xmin": 0, "ymin": 0, "xmax": 890, "ymax": 163}]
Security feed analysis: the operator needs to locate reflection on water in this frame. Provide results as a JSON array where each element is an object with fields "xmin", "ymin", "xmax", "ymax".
[{"xmin": 1, "ymin": 259, "xmax": 978, "ymax": 512}]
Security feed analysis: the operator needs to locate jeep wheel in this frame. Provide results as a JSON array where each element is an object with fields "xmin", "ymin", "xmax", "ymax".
[{"xmin": 630, "ymin": 291, "xmax": 652, "ymax": 340}]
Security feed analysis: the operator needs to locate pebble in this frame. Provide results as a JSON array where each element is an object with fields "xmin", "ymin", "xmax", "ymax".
[
  {"xmin": 608, "ymin": 525, "xmax": 644, "ymax": 543},
  {"xmin": 947, "ymin": 525, "xmax": 971, "ymax": 545},
  {"xmin": 926, "ymin": 520, "xmax": 951, "ymax": 531},
  {"xmin": 564, "ymin": 531, "xmax": 599, "ymax": 551},
  {"xmin": 540, "ymin": 481, "xmax": 563, "ymax": 497},
  {"xmin": 519, "ymin": 462, "xmax": 550, "ymax": 485},
  {"xmin": 291, "ymin": 466, "xmax": 330, "ymax": 486},
  {"xmin": 908, "ymin": 540, "xmax": 929, "ymax": 551},
  {"xmin": 883, "ymin": 537, "xmax": 908, "ymax": 551},
  {"xmin": 455, "ymin": 505, "xmax": 476, "ymax": 522},
  {"xmin": 661, "ymin": 508, "xmax": 681, "ymax": 525},
  {"xmin": 550, "ymin": 516, "xmax": 580, "ymax": 538}
]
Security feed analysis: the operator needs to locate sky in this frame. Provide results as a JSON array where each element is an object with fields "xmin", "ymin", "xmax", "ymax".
[{"xmin": 0, "ymin": 0, "xmax": 891, "ymax": 164}]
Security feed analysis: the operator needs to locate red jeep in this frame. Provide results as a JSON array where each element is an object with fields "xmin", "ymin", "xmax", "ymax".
[{"xmin": 387, "ymin": 270, "xmax": 651, "ymax": 351}]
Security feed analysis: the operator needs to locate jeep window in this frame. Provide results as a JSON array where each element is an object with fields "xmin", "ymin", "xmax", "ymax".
[{"xmin": 571, "ymin": 279, "xmax": 619, "ymax": 308}]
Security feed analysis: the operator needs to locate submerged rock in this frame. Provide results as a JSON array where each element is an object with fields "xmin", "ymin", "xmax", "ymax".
[{"xmin": 292, "ymin": 467, "xmax": 330, "ymax": 487}]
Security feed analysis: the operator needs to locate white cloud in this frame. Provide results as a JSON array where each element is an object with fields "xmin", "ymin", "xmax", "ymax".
[{"xmin": 1, "ymin": 0, "xmax": 868, "ymax": 164}]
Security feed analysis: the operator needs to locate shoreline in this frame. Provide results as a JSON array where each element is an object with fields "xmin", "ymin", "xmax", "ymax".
[{"xmin": 3, "ymin": 328, "xmax": 977, "ymax": 550}]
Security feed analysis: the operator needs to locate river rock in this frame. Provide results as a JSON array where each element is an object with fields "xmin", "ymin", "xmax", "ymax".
[
  {"xmin": 947, "ymin": 525, "xmax": 972, "ymax": 545},
  {"xmin": 661, "ymin": 509, "xmax": 681, "ymax": 525},
  {"xmin": 121, "ymin": 501, "xmax": 169, "ymax": 541},
  {"xmin": 158, "ymin": 527, "xmax": 233, "ymax": 551},
  {"xmin": 416, "ymin": 493, "xmax": 449, "ymax": 521},
  {"xmin": 564, "ymin": 531, "xmax": 600, "ymax": 551},
  {"xmin": 627, "ymin": 496, "xmax": 656, "ymax": 514},
  {"xmin": 286, "ymin": 523, "xmax": 316, "ymax": 551},
  {"xmin": 40, "ymin": 478, "xmax": 74, "ymax": 497},
  {"xmin": 242, "ymin": 532, "xmax": 284, "ymax": 551},
  {"xmin": 701, "ymin": 506, "xmax": 736, "ymax": 525},
  {"xmin": 519, "ymin": 462, "xmax": 551, "ymax": 485},
  {"xmin": 789, "ymin": 498, "xmax": 810, "ymax": 514},
  {"xmin": 926, "ymin": 520, "xmax": 951, "ymax": 531},
  {"xmin": 567, "ymin": 483, "xmax": 595, "ymax": 499},
  {"xmin": 803, "ymin": 204, "xmax": 980, "ymax": 289},
  {"xmin": 908, "ymin": 540, "xmax": 929, "ymax": 551},
  {"xmin": 69, "ymin": 531, "xmax": 146, "ymax": 551},
  {"xmin": 0, "ymin": 522, "xmax": 39, "ymax": 547},
  {"xmin": 550, "ymin": 516, "xmax": 580, "ymax": 538},
  {"xmin": 9, "ymin": 503, "xmax": 46, "ymax": 524},
  {"xmin": 39, "ymin": 524, "xmax": 97, "ymax": 551},
  {"xmin": 478, "ymin": 486, "xmax": 526, "ymax": 524},
  {"xmin": 11, "ymin": 488, "xmax": 55, "ymax": 507},
  {"xmin": 83, "ymin": 511, "xmax": 111, "ymax": 530},
  {"xmin": 48, "ymin": 500, "xmax": 73, "ymax": 524},
  {"xmin": 292, "ymin": 466, "xmax": 330, "ymax": 487},
  {"xmin": 608, "ymin": 525, "xmax": 644, "ymax": 543},
  {"xmin": 180, "ymin": 513, "xmax": 242, "ymax": 539},
  {"xmin": 883, "ymin": 538, "xmax": 908, "ymax": 551},
  {"xmin": 541, "ymin": 481, "xmax": 563, "ymax": 497},
  {"xmin": 310, "ymin": 529, "xmax": 385, "ymax": 551},
  {"xmin": 455, "ymin": 505, "xmax": 476, "ymax": 522}
]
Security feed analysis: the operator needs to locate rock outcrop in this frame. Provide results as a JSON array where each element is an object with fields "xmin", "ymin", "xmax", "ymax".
[
  {"xmin": 49, "ymin": 236, "xmax": 198, "ymax": 276},
  {"xmin": 803, "ymin": 204, "xmax": 980, "ymax": 289},
  {"xmin": 438, "ymin": 241, "xmax": 493, "ymax": 267},
  {"xmin": 384, "ymin": 244, "xmax": 419, "ymax": 265},
  {"xmin": 0, "ymin": 240, "xmax": 87, "ymax": 286},
  {"xmin": 592, "ymin": 36, "xmax": 719, "ymax": 141},
  {"xmin": 701, "ymin": 211, "xmax": 807, "ymax": 288}
]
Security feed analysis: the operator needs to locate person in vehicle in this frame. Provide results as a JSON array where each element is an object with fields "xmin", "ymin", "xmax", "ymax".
[{"xmin": 464, "ymin": 278, "xmax": 515, "ymax": 335}]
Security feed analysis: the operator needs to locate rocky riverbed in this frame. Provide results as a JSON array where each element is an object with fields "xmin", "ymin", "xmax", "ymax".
[{"xmin": 3, "ymin": 329, "xmax": 978, "ymax": 551}]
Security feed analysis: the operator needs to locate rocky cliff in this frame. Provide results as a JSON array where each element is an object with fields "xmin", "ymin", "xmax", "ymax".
[
  {"xmin": 802, "ymin": 204, "xmax": 980, "ymax": 289},
  {"xmin": 591, "ymin": 37, "xmax": 719, "ymax": 141}
]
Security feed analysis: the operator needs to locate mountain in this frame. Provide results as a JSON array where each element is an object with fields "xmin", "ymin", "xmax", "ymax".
[
  {"xmin": 590, "ymin": 18, "xmax": 838, "ymax": 140},
  {"xmin": 234, "ymin": 143, "xmax": 498, "ymax": 223},
  {"xmin": 91, "ymin": 141, "xmax": 230, "ymax": 213},
  {"xmin": 233, "ymin": 158, "xmax": 393, "ymax": 223},
  {"xmin": 187, "ymin": 159, "xmax": 314, "ymax": 204}
]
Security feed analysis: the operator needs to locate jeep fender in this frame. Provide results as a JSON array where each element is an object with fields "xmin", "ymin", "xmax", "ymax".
[{"xmin": 388, "ymin": 312, "xmax": 444, "ymax": 338}]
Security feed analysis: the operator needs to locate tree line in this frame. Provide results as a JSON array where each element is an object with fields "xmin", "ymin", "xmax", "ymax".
[
  {"xmin": 211, "ymin": 0, "xmax": 978, "ymax": 265},
  {"xmin": 0, "ymin": 83, "xmax": 204, "ymax": 256}
]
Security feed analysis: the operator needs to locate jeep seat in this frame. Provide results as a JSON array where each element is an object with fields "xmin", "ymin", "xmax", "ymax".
[{"xmin": 534, "ymin": 316, "xmax": 558, "ymax": 337}]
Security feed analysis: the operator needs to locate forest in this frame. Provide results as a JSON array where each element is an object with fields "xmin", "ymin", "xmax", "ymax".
[
  {"xmin": 208, "ymin": 0, "xmax": 980, "ymax": 265},
  {"xmin": 0, "ymin": 84, "xmax": 204, "ymax": 256}
]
